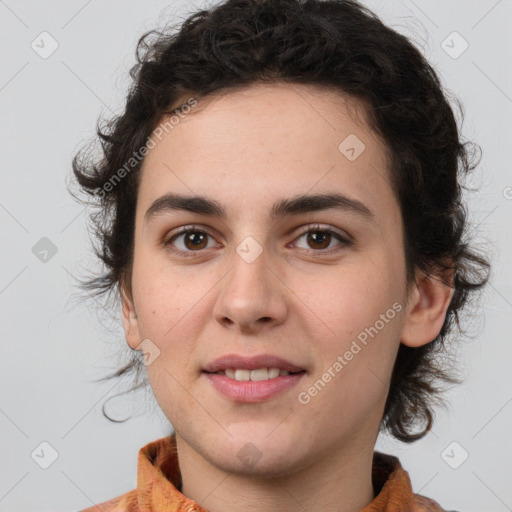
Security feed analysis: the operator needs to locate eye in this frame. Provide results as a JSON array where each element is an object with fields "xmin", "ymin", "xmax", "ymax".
[
  {"xmin": 163, "ymin": 226, "xmax": 218, "ymax": 256},
  {"xmin": 292, "ymin": 224, "xmax": 351, "ymax": 253},
  {"xmin": 163, "ymin": 224, "xmax": 351, "ymax": 258}
]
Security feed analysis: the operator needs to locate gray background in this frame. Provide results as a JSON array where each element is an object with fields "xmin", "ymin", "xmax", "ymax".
[{"xmin": 0, "ymin": 1, "xmax": 511, "ymax": 511}]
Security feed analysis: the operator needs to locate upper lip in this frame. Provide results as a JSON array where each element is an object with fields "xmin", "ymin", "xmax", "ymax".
[{"xmin": 203, "ymin": 354, "xmax": 305, "ymax": 373}]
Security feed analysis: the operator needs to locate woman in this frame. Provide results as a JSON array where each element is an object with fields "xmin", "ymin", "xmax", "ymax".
[{"xmin": 72, "ymin": 0, "xmax": 489, "ymax": 510}]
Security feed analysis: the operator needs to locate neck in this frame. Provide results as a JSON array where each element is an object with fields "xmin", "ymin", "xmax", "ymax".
[{"xmin": 176, "ymin": 434, "xmax": 376, "ymax": 512}]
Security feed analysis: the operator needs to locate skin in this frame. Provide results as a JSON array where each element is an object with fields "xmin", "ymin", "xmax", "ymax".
[{"xmin": 121, "ymin": 83, "xmax": 454, "ymax": 512}]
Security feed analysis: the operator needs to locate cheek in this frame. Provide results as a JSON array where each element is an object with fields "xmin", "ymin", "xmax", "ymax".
[
  {"xmin": 295, "ymin": 260, "xmax": 403, "ymax": 387},
  {"xmin": 296, "ymin": 271, "xmax": 402, "ymax": 431},
  {"xmin": 294, "ymin": 262, "xmax": 399, "ymax": 339},
  {"xmin": 132, "ymin": 253, "xmax": 195, "ymax": 336},
  {"xmin": 130, "ymin": 251, "xmax": 225, "ymax": 373},
  {"xmin": 145, "ymin": 359, "xmax": 208, "ymax": 437}
]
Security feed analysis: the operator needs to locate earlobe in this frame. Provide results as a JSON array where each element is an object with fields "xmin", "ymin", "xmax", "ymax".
[{"xmin": 400, "ymin": 270, "xmax": 455, "ymax": 348}]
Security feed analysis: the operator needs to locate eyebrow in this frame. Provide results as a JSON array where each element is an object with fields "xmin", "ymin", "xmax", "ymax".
[{"xmin": 144, "ymin": 192, "xmax": 376, "ymax": 224}]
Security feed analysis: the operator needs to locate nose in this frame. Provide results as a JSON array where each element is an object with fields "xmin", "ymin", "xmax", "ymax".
[{"xmin": 213, "ymin": 243, "xmax": 288, "ymax": 334}]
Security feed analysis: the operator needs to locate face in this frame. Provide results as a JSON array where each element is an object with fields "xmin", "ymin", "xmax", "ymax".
[{"xmin": 122, "ymin": 83, "xmax": 421, "ymax": 476}]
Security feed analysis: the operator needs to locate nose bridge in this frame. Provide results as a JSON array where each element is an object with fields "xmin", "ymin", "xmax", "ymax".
[{"xmin": 213, "ymin": 235, "xmax": 287, "ymax": 330}]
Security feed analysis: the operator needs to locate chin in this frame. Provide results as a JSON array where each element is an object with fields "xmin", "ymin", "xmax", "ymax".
[
  {"xmin": 210, "ymin": 444, "xmax": 304, "ymax": 479},
  {"xmin": 204, "ymin": 425, "xmax": 304, "ymax": 476}
]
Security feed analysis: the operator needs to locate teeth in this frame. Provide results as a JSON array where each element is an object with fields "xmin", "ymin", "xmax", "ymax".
[
  {"xmin": 268, "ymin": 368, "xmax": 280, "ymax": 378},
  {"xmin": 221, "ymin": 367, "xmax": 295, "ymax": 381},
  {"xmin": 235, "ymin": 369, "xmax": 251, "ymax": 381},
  {"xmin": 250, "ymin": 368, "xmax": 268, "ymax": 381}
]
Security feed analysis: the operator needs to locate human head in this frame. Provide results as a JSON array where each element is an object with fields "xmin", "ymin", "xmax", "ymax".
[{"xmin": 72, "ymin": 0, "xmax": 489, "ymax": 446}]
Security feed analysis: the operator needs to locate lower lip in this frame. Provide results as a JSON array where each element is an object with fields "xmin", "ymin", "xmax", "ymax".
[{"xmin": 203, "ymin": 372, "xmax": 306, "ymax": 403}]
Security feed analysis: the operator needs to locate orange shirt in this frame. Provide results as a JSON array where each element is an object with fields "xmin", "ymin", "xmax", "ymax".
[{"xmin": 79, "ymin": 435, "xmax": 449, "ymax": 512}]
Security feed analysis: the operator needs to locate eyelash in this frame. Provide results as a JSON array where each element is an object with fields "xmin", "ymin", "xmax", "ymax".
[{"xmin": 162, "ymin": 224, "xmax": 352, "ymax": 258}]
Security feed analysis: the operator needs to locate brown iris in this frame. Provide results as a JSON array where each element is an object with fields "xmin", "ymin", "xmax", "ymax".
[
  {"xmin": 183, "ymin": 231, "xmax": 208, "ymax": 250},
  {"xmin": 306, "ymin": 231, "xmax": 332, "ymax": 250}
]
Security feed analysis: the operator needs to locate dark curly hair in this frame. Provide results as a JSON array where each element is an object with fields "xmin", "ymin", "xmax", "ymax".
[{"xmin": 71, "ymin": 0, "xmax": 490, "ymax": 442}]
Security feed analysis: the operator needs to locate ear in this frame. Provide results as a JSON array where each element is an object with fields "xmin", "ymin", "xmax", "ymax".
[
  {"xmin": 400, "ymin": 268, "xmax": 455, "ymax": 348},
  {"xmin": 120, "ymin": 283, "xmax": 142, "ymax": 351}
]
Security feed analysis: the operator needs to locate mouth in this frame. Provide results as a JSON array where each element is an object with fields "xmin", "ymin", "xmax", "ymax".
[
  {"xmin": 202, "ymin": 353, "xmax": 307, "ymax": 402},
  {"xmin": 203, "ymin": 367, "xmax": 306, "ymax": 381}
]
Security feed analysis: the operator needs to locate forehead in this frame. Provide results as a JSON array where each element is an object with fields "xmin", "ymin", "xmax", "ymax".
[{"xmin": 137, "ymin": 83, "xmax": 394, "ymax": 223}]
